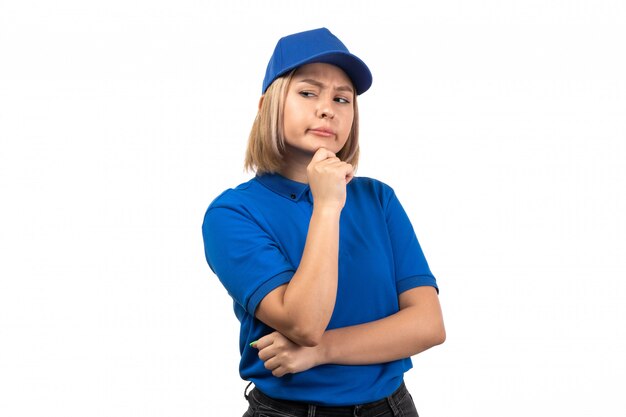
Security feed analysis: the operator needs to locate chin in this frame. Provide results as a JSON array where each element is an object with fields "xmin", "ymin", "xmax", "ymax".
[
  {"xmin": 312, "ymin": 141, "xmax": 341, "ymax": 153},
  {"xmin": 285, "ymin": 141, "xmax": 341, "ymax": 157}
]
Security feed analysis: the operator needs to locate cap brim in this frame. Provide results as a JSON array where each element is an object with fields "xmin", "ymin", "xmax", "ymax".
[{"xmin": 273, "ymin": 51, "xmax": 373, "ymax": 95}]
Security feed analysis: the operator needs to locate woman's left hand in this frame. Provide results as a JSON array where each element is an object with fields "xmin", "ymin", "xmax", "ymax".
[{"xmin": 252, "ymin": 331, "xmax": 322, "ymax": 377}]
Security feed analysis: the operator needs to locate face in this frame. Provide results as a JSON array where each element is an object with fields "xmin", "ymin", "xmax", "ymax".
[{"xmin": 282, "ymin": 63, "xmax": 355, "ymax": 160}]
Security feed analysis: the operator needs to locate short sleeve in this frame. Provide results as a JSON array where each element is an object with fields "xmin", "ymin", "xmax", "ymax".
[
  {"xmin": 383, "ymin": 186, "xmax": 439, "ymax": 294},
  {"xmin": 202, "ymin": 205, "xmax": 295, "ymax": 315}
]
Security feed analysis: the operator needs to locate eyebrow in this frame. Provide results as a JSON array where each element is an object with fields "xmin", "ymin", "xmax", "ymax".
[{"xmin": 297, "ymin": 78, "xmax": 354, "ymax": 94}]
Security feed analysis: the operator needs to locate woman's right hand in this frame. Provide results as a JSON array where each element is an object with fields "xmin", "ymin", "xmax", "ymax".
[
  {"xmin": 252, "ymin": 331, "xmax": 322, "ymax": 377},
  {"xmin": 307, "ymin": 148, "xmax": 354, "ymax": 211}
]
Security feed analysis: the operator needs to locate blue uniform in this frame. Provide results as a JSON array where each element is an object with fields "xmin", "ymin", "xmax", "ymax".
[{"xmin": 202, "ymin": 173, "xmax": 438, "ymax": 406}]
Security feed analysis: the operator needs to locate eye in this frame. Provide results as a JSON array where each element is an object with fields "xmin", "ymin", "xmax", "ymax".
[
  {"xmin": 335, "ymin": 97, "xmax": 351, "ymax": 104},
  {"xmin": 299, "ymin": 91, "xmax": 316, "ymax": 98}
]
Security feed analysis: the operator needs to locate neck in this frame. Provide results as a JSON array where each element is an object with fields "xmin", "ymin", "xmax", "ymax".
[
  {"xmin": 278, "ymin": 160, "xmax": 308, "ymax": 184},
  {"xmin": 278, "ymin": 148, "xmax": 312, "ymax": 184}
]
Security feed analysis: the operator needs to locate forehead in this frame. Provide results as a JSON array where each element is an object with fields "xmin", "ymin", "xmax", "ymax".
[{"xmin": 292, "ymin": 63, "xmax": 353, "ymax": 86}]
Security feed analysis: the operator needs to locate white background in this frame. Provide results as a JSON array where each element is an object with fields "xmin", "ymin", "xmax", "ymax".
[{"xmin": 1, "ymin": 1, "xmax": 625, "ymax": 416}]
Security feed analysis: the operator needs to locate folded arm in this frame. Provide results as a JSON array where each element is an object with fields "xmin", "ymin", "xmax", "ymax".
[
  {"xmin": 254, "ymin": 149, "xmax": 354, "ymax": 347},
  {"xmin": 319, "ymin": 286, "xmax": 445, "ymax": 364},
  {"xmin": 254, "ymin": 286, "xmax": 445, "ymax": 377},
  {"xmin": 254, "ymin": 206, "xmax": 340, "ymax": 347}
]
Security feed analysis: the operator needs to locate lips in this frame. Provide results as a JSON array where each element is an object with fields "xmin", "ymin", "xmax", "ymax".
[{"xmin": 307, "ymin": 127, "xmax": 335, "ymax": 137}]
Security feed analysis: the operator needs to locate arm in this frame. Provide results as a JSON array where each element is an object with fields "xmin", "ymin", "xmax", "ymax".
[
  {"xmin": 255, "ymin": 148, "xmax": 354, "ymax": 347},
  {"xmin": 254, "ymin": 286, "xmax": 445, "ymax": 376},
  {"xmin": 319, "ymin": 286, "xmax": 445, "ymax": 364},
  {"xmin": 255, "ymin": 206, "xmax": 340, "ymax": 347}
]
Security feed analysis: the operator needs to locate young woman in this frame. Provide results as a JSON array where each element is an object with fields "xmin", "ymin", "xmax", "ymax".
[{"xmin": 202, "ymin": 27, "xmax": 445, "ymax": 417}]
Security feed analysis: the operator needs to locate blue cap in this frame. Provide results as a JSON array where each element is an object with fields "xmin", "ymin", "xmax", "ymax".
[{"xmin": 262, "ymin": 27, "xmax": 372, "ymax": 95}]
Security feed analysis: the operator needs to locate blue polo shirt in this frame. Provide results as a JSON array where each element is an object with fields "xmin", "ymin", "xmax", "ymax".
[{"xmin": 202, "ymin": 173, "xmax": 437, "ymax": 406}]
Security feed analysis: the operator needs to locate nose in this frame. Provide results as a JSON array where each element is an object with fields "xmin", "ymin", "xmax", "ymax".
[{"xmin": 316, "ymin": 97, "xmax": 335, "ymax": 119}]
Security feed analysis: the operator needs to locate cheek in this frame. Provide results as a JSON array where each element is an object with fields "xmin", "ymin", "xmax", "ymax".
[
  {"xmin": 282, "ymin": 103, "xmax": 297, "ymax": 133},
  {"xmin": 283, "ymin": 109, "xmax": 301, "ymax": 135},
  {"xmin": 340, "ymin": 113, "xmax": 354, "ymax": 138},
  {"xmin": 284, "ymin": 98, "xmax": 301, "ymax": 119}
]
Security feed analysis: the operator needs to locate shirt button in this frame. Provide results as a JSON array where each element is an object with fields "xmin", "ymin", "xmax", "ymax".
[{"xmin": 290, "ymin": 194, "xmax": 296, "ymax": 199}]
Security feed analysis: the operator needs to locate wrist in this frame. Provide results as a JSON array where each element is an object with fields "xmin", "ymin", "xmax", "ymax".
[
  {"xmin": 314, "ymin": 333, "xmax": 332, "ymax": 366},
  {"xmin": 312, "ymin": 204, "xmax": 343, "ymax": 218}
]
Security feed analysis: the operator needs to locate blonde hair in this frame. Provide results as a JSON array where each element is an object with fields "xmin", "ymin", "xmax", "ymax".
[{"xmin": 244, "ymin": 70, "xmax": 360, "ymax": 174}]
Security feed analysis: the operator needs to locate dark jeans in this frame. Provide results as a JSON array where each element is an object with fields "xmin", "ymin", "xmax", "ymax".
[{"xmin": 243, "ymin": 381, "xmax": 419, "ymax": 417}]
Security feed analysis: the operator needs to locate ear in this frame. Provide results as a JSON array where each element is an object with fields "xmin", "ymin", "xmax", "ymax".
[{"xmin": 258, "ymin": 95, "xmax": 265, "ymax": 110}]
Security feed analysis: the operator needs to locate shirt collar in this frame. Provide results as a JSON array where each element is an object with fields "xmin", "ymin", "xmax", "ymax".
[{"xmin": 255, "ymin": 172, "xmax": 310, "ymax": 202}]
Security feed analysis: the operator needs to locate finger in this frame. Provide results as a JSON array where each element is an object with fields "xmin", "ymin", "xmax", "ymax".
[
  {"xmin": 318, "ymin": 158, "xmax": 350, "ymax": 168},
  {"xmin": 272, "ymin": 366, "xmax": 288, "ymax": 378},
  {"xmin": 314, "ymin": 157, "xmax": 342, "ymax": 168},
  {"xmin": 253, "ymin": 332, "xmax": 276, "ymax": 350},
  {"xmin": 263, "ymin": 356, "xmax": 280, "ymax": 371},
  {"xmin": 311, "ymin": 160, "xmax": 351, "ymax": 176},
  {"xmin": 257, "ymin": 344, "xmax": 278, "ymax": 361},
  {"xmin": 320, "ymin": 160, "xmax": 353, "ymax": 179},
  {"xmin": 310, "ymin": 147, "xmax": 336, "ymax": 163},
  {"xmin": 344, "ymin": 164, "xmax": 355, "ymax": 184}
]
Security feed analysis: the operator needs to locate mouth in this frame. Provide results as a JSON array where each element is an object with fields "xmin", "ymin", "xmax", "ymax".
[{"xmin": 307, "ymin": 128, "xmax": 335, "ymax": 137}]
